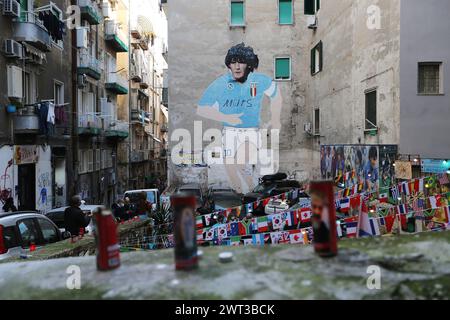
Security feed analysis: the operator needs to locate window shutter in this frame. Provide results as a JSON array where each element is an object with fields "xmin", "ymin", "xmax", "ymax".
[
  {"xmin": 88, "ymin": 150, "xmax": 94, "ymax": 172},
  {"xmin": 275, "ymin": 58, "xmax": 290, "ymax": 80},
  {"xmin": 231, "ymin": 1, "xmax": 245, "ymax": 26},
  {"xmin": 318, "ymin": 41, "xmax": 323, "ymax": 72},
  {"xmin": 304, "ymin": 0, "xmax": 315, "ymax": 15},
  {"xmin": 316, "ymin": 0, "xmax": 320, "ymax": 11},
  {"xmin": 310, "ymin": 48, "xmax": 315, "ymax": 75},
  {"xmin": 279, "ymin": 0, "xmax": 293, "ymax": 24}
]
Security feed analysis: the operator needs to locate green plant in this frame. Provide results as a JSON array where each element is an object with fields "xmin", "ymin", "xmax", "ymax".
[{"xmin": 152, "ymin": 203, "xmax": 173, "ymax": 237}]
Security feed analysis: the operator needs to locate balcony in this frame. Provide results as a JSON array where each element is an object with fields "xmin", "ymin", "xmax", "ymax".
[
  {"xmin": 162, "ymin": 87, "xmax": 168, "ymax": 107},
  {"xmin": 105, "ymin": 120, "xmax": 129, "ymax": 139},
  {"xmin": 13, "ymin": 105, "xmax": 40, "ymax": 134},
  {"xmin": 105, "ymin": 72, "xmax": 128, "ymax": 95},
  {"xmin": 130, "ymin": 24, "xmax": 143, "ymax": 40},
  {"xmin": 105, "ymin": 20, "xmax": 128, "ymax": 52},
  {"xmin": 78, "ymin": 114, "xmax": 102, "ymax": 136},
  {"xmin": 131, "ymin": 109, "xmax": 151, "ymax": 125},
  {"xmin": 130, "ymin": 150, "xmax": 145, "ymax": 163},
  {"xmin": 78, "ymin": 0, "xmax": 102, "ymax": 25},
  {"xmin": 140, "ymin": 72, "xmax": 150, "ymax": 89},
  {"xmin": 78, "ymin": 50, "xmax": 102, "ymax": 80},
  {"xmin": 13, "ymin": 12, "xmax": 52, "ymax": 52}
]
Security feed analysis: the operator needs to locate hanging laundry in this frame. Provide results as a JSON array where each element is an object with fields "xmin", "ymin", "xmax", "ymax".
[{"xmin": 55, "ymin": 105, "xmax": 68, "ymax": 125}]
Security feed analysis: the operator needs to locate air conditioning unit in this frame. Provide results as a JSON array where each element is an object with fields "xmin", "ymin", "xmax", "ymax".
[
  {"xmin": 76, "ymin": 27, "xmax": 88, "ymax": 48},
  {"xmin": 2, "ymin": 0, "xmax": 20, "ymax": 17},
  {"xmin": 3, "ymin": 39, "xmax": 23, "ymax": 58},
  {"xmin": 7, "ymin": 65, "xmax": 23, "ymax": 99},
  {"xmin": 304, "ymin": 122, "xmax": 312, "ymax": 135},
  {"xmin": 307, "ymin": 15, "xmax": 318, "ymax": 30},
  {"xmin": 102, "ymin": 1, "xmax": 112, "ymax": 18},
  {"xmin": 78, "ymin": 74, "xmax": 87, "ymax": 88}
]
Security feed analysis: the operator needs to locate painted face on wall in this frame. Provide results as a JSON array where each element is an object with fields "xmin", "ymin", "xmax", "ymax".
[{"xmin": 229, "ymin": 61, "xmax": 248, "ymax": 81}]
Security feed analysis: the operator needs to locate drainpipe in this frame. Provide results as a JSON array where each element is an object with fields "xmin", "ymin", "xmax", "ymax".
[
  {"xmin": 128, "ymin": 0, "xmax": 132, "ymax": 190},
  {"xmin": 71, "ymin": 0, "xmax": 79, "ymax": 201}
]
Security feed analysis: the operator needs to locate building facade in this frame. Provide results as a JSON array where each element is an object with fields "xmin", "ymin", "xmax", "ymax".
[
  {"xmin": 0, "ymin": 0, "xmax": 168, "ymax": 212},
  {"xmin": 167, "ymin": 0, "xmax": 450, "ymax": 191},
  {"xmin": 1, "ymin": 0, "xmax": 72, "ymax": 213}
]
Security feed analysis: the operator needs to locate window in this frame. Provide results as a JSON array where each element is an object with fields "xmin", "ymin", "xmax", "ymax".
[
  {"xmin": 305, "ymin": 0, "xmax": 320, "ymax": 15},
  {"xmin": 279, "ymin": 0, "xmax": 293, "ymax": 25},
  {"xmin": 274, "ymin": 57, "xmax": 291, "ymax": 80},
  {"xmin": 230, "ymin": 1, "xmax": 245, "ymax": 26},
  {"xmin": 54, "ymin": 81, "xmax": 64, "ymax": 105},
  {"xmin": 365, "ymin": 90, "xmax": 377, "ymax": 130},
  {"xmin": 314, "ymin": 108, "xmax": 320, "ymax": 135},
  {"xmin": 17, "ymin": 219, "xmax": 39, "ymax": 248},
  {"xmin": 95, "ymin": 149, "xmax": 101, "ymax": 171},
  {"xmin": 311, "ymin": 41, "xmax": 323, "ymax": 75},
  {"xmin": 37, "ymin": 218, "xmax": 59, "ymax": 244},
  {"xmin": 418, "ymin": 62, "xmax": 443, "ymax": 95}
]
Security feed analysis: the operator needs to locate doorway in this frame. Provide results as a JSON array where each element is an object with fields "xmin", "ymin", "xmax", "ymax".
[{"xmin": 18, "ymin": 164, "xmax": 36, "ymax": 211}]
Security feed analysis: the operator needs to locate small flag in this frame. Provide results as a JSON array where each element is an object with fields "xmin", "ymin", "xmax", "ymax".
[
  {"xmin": 252, "ymin": 233, "xmax": 265, "ymax": 246},
  {"xmin": 230, "ymin": 236, "xmax": 241, "ymax": 246},
  {"xmin": 429, "ymin": 195, "xmax": 442, "ymax": 209},
  {"xmin": 438, "ymin": 173, "xmax": 450, "ymax": 186},
  {"xmin": 202, "ymin": 214, "xmax": 212, "ymax": 227},
  {"xmin": 396, "ymin": 204, "xmax": 407, "ymax": 215},
  {"xmin": 345, "ymin": 221, "xmax": 358, "ymax": 238},
  {"xmin": 390, "ymin": 186, "xmax": 400, "ymax": 201},
  {"xmin": 239, "ymin": 219, "xmax": 253, "ymax": 236},
  {"xmin": 415, "ymin": 178, "xmax": 424, "ymax": 193},
  {"xmin": 229, "ymin": 222, "xmax": 240, "ymax": 237},
  {"xmin": 350, "ymin": 195, "xmax": 361, "ymax": 210},
  {"xmin": 271, "ymin": 214, "xmax": 283, "ymax": 230},
  {"xmin": 299, "ymin": 208, "xmax": 312, "ymax": 223},
  {"xmin": 402, "ymin": 182, "xmax": 410, "ymax": 196},
  {"xmin": 196, "ymin": 216, "xmax": 204, "ymax": 229},
  {"xmin": 196, "ymin": 229, "xmax": 204, "ymax": 241},
  {"xmin": 257, "ymin": 216, "xmax": 269, "ymax": 233},
  {"xmin": 357, "ymin": 201, "xmax": 373, "ymax": 237},
  {"xmin": 288, "ymin": 230, "xmax": 304, "ymax": 244},
  {"xmin": 339, "ymin": 198, "xmax": 350, "ymax": 213},
  {"xmin": 203, "ymin": 229, "xmax": 214, "ymax": 241},
  {"xmin": 216, "ymin": 225, "xmax": 228, "ymax": 240},
  {"xmin": 379, "ymin": 192, "xmax": 389, "ymax": 203}
]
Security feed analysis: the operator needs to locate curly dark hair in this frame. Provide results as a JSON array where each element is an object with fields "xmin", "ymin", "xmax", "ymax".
[{"xmin": 225, "ymin": 43, "xmax": 259, "ymax": 71}]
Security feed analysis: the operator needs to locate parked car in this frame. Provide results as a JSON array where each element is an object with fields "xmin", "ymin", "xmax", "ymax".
[
  {"xmin": 124, "ymin": 189, "xmax": 160, "ymax": 213},
  {"xmin": 242, "ymin": 173, "xmax": 302, "ymax": 216},
  {"xmin": 0, "ymin": 211, "xmax": 66, "ymax": 261},
  {"xmin": 45, "ymin": 205, "xmax": 105, "ymax": 235},
  {"xmin": 175, "ymin": 184, "xmax": 204, "ymax": 207},
  {"xmin": 208, "ymin": 185, "xmax": 242, "ymax": 211}
]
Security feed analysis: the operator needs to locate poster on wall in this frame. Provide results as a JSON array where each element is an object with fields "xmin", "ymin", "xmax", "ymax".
[
  {"xmin": 394, "ymin": 160, "xmax": 413, "ymax": 180},
  {"xmin": 14, "ymin": 145, "xmax": 39, "ymax": 165},
  {"xmin": 320, "ymin": 145, "xmax": 397, "ymax": 192},
  {"xmin": 421, "ymin": 159, "xmax": 450, "ymax": 174}
]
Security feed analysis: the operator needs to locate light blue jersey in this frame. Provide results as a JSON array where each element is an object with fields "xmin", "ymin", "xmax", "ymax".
[{"xmin": 198, "ymin": 71, "xmax": 277, "ymax": 128}]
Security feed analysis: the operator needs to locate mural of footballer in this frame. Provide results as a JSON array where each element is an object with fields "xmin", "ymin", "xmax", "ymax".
[{"xmin": 197, "ymin": 43, "xmax": 282, "ymax": 193}]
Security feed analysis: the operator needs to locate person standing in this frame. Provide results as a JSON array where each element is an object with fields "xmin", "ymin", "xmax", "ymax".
[{"xmin": 64, "ymin": 195, "xmax": 90, "ymax": 237}]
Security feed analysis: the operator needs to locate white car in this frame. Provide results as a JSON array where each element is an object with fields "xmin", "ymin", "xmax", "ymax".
[
  {"xmin": 45, "ymin": 205, "xmax": 105, "ymax": 235},
  {"xmin": 264, "ymin": 199, "xmax": 290, "ymax": 215}
]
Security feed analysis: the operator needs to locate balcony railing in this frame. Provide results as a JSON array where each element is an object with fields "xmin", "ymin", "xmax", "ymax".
[
  {"xmin": 105, "ymin": 20, "xmax": 128, "ymax": 52},
  {"xmin": 78, "ymin": 50, "xmax": 102, "ymax": 80},
  {"xmin": 78, "ymin": 113, "xmax": 102, "ymax": 135},
  {"xmin": 13, "ymin": 11, "xmax": 52, "ymax": 51},
  {"xmin": 105, "ymin": 72, "xmax": 129, "ymax": 95},
  {"xmin": 131, "ymin": 109, "xmax": 151, "ymax": 125},
  {"xmin": 104, "ymin": 119, "xmax": 129, "ymax": 139},
  {"xmin": 78, "ymin": 0, "xmax": 102, "ymax": 25}
]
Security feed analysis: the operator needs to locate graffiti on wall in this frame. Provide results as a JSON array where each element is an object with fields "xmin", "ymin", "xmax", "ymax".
[
  {"xmin": 194, "ymin": 43, "xmax": 283, "ymax": 194},
  {"xmin": 37, "ymin": 172, "xmax": 51, "ymax": 208},
  {"xmin": 320, "ymin": 145, "xmax": 397, "ymax": 192},
  {"xmin": 0, "ymin": 159, "xmax": 13, "ymax": 204}
]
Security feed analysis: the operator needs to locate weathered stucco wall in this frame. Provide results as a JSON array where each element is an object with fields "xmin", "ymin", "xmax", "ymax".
[
  {"xmin": 307, "ymin": 0, "xmax": 401, "ymax": 177},
  {"xmin": 168, "ymin": 0, "xmax": 402, "ymax": 189},
  {"xmin": 168, "ymin": 0, "xmax": 315, "ymax": 189}
]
